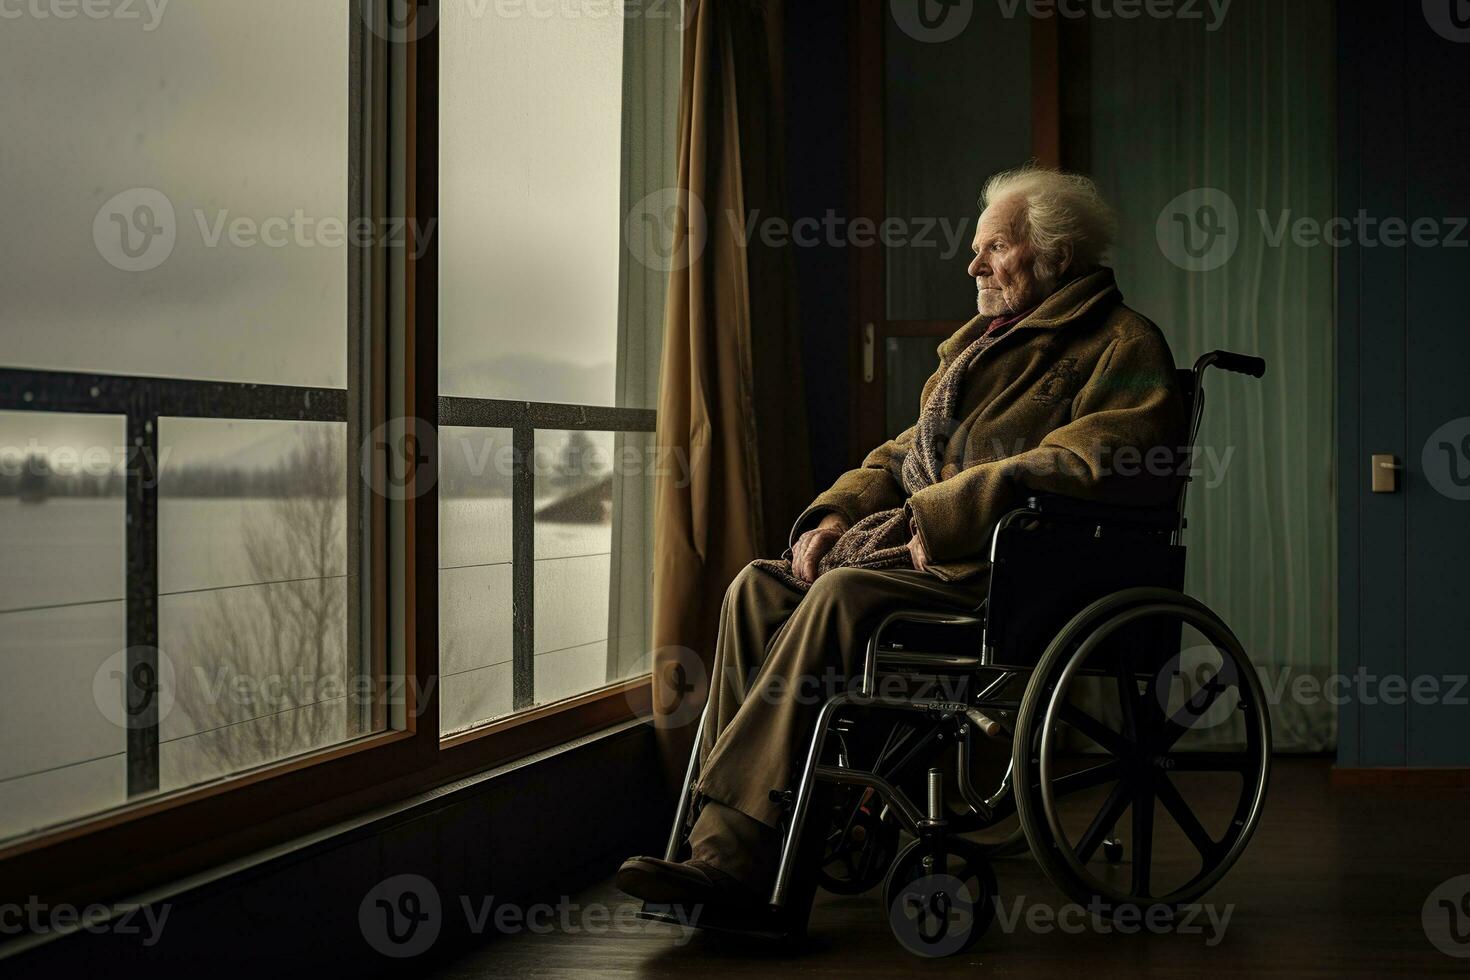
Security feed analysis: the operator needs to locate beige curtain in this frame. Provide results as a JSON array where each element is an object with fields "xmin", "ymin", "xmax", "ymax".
[{"xmin": 650, "ymin": 0, "xmax": 811, "ymax": 775}]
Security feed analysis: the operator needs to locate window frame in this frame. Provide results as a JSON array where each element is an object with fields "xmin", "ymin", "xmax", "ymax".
[{"xmin": 0, "ymin": 1, "xmax": 654, "ymax": 917}]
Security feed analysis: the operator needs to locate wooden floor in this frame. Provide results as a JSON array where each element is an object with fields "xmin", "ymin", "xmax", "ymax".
[{"xmin": 427, "ymin": 759, "xmax": 1470, "ymax": 978}]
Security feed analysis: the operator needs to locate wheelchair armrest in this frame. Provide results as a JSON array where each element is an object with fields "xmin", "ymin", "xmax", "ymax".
[
  {"xmin": 872, "ymin": 608, "xmax": 985, "ymax": 631},
  {"xmin": 1022, "ymin": 493, "xmax": 1182, "ymax": 533},
  {"xmin": 862, "ymin": 607, "xmax": 986, "ymax": 693}
]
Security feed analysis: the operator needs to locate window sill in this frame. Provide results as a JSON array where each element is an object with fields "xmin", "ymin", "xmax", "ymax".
[
  {"xmin": 0, "ymin": 676, "xmax": 652, "ymax": 917},
  {"xmin": 0, "ymin": 713, "xmax": 659, "ymax": 965}
]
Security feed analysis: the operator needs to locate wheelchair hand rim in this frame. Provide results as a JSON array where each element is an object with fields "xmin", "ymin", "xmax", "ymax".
[{"xmin": 1026, "ymin": 589, "xmax": 1272, "ymax": 909}]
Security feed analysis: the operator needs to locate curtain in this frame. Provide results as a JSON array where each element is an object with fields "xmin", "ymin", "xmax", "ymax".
[
  {"xmin": 606, "ymin": 2, "xmax": 682, "ymax": 686},
  {"xmin": 650, "ymin": 0, "xmax": 812, "ymax": 773},
  {"xmin": 1083, "ymin": 0, "xmax": 1337, "ymax": 751}
]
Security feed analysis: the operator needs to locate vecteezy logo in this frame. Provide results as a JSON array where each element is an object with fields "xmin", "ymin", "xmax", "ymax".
[
  {"xmin": 360, "ymin": 874, "xmax": 442, "ymax": 958},
  {"xmin": 643, "ymin": 645, "xmax": 709, "ymax": 730},
  {"xmin": 1155, "ymin": 645, "xmax": 1240, "ymax": 734},
  {"xmin": 1423, "ymin": 417, "xmax": 1470, "ymax": 501},
  {"xmin": 1424, "ymin": 0, "xmax": 1470, "ymax": 42},
  {"xmin": 888, "ymin": 873, "xmax": 978, "ymax": 957},
  {"xmin": 1424, "ymin": 874, "xmax": 1470, "ymax": 957},
  {"xmin": 624, "ymin": 187, "xmax": 706, "ymax": 273},
  {"xmin": 93, "ymin": 188, "xmax": 176, "ymax": 273},
  {"xmin": 92, "ymin": 646, "xmax": 177, "ymax": 730},
  {"xmin": 1156, "ymin": 188, "xmax": 1239, "ymax": 272},
  {"xmin": 362, "ymin": 417, "xmax": 437, "ymax": 500},
  {"xmin": 889, "ymin": 0, "xmax": 973, "ymax": 44},
  {"xmin": 360, "ymin": 0, "xmax": 438, "ymax": 43}
]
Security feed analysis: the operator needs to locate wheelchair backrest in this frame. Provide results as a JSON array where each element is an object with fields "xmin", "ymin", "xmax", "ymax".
[
  {"xmin": 980, "ymin": 364, "xmax": 1212, "ymax": 672},
  {"xmin": 982, "ymin": 517, "xmax": 1186, "ymax": 671}
]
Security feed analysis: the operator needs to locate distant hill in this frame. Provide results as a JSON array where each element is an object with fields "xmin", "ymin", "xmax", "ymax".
[
  {"xmin": 439, "ymin": 354, "xmax": 617, "ymax": 408},
  {"xmin": 533, "ymin": 475, "xmax": 612, "ymax": 524}
]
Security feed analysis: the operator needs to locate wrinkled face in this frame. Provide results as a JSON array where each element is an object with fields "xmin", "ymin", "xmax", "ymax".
[{"xmin": 967, "ymin": 194, "xmax": 1044, "ymax": 317}]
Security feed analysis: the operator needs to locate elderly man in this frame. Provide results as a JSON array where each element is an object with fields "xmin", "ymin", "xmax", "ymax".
[{"xmin": 619, "ymin": 166, "xmax": 1186, "ymax": 909}]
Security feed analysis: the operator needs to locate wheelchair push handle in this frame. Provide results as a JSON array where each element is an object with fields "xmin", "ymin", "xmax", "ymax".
[{"xmin": 1196, "ymin": 349, "xmax": 1266, "ymax": 379}]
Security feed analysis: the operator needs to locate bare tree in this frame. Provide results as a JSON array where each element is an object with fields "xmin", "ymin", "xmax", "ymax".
[{"xmin": 168, "ymin": 426, "xmax": 349, "ymax": 784}]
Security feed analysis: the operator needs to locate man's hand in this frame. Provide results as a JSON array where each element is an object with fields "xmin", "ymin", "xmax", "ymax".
[
  {"xmin": 907, "ymin": 517, "xmax": 930, "ymax": 573},
  {"xmin": 792, "ymin": 513, "xmax": 848, "ymax": 583}
]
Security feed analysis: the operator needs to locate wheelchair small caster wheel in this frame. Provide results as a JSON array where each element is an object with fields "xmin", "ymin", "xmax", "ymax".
[
  {"xmin": 883, "ymin": 837, "xmax": 997, "ymax": 957},
  {"xmin": 1103, "ymin": 838, "xmax": 1124, "ymax": 864}
]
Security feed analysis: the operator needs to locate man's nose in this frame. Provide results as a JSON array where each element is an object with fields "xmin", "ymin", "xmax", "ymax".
[{"xmin": 969, "ymin": 252, "xmax": 987, "ymax": 278}]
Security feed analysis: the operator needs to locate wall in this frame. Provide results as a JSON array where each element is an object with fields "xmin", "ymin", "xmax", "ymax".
[
  {"xmin": 1081, "ymin": 0, "xmax": 1339, "ymax": 753},
  {"xmin": 785, "ymin": 0, "xmax": 855, "ymax": 494},
  {"xmin": 2, "ymin": 722, "xmax": 665, "ymax": 978}
]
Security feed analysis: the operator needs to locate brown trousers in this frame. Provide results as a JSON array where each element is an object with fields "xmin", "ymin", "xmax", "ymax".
[{"xmin": 687, "ymin": 560, "xmax": 988, "ymax": 885}]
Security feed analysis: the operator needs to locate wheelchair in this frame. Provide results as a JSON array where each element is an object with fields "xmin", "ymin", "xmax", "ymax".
[{"xmin": 640, "ymin": 350, "xmax": 1273, "ymax": 956}]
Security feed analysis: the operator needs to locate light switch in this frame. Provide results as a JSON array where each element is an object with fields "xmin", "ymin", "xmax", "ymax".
[{"xmin": 1371, "ymin": 453, "xmax": 1400, "ymax": 493}]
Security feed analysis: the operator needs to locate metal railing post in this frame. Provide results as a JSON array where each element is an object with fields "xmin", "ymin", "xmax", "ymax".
[
  {"xmin": 124, "ymin": 398, "xmax": 160, "ymax": 796},
  {"xmin": 511, "ymin": 423, "xmax": 536, "ymax": 710}
]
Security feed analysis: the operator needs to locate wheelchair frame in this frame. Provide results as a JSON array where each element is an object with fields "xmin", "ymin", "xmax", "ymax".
[{"xmin": 649, "ymin": 350, "xmax": 1274, "ymax": 945}]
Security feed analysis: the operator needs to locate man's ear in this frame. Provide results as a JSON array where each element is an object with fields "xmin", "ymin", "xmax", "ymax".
[{"xmin": 1057, "ymin": 242, "xmax": 1074, "ymax": 276}]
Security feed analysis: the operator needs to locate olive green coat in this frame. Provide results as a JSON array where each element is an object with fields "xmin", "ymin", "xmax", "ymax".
[{"xmin": 788, "ymin": 268, "xmax": 1188, "ymax": 582}]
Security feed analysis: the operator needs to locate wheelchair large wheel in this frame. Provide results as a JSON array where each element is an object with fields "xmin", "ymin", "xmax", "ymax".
[
  {"xmin": 967, "ymin": 822, "xmax": 1029, "ymax": 858},
  {"xmin": 1012, "ymin": 587, "xmax": 1271, "ymax": 910}
]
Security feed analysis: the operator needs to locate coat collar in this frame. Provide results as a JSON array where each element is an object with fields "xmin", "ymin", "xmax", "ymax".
[{"xmin": 937, "ymin": 267, "xmax": 1123, "ymax": 361}]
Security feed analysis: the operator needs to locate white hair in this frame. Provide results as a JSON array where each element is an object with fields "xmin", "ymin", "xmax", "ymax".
[{"xmin": 981, "ymin": 166, "xmax": 1117, "ymax": 283}]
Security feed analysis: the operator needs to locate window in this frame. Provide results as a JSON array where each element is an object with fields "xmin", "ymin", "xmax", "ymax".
[
  {"xmin": 437, "ymin": 0, "xmax": 679, "ymax": 734},
  {"xmin": 0, "ymin": 0, "xmax": 678, "ymax": 907},
  {"xmin": 0, "ymin": 2, "xmax": 372, "ymax": 844}
]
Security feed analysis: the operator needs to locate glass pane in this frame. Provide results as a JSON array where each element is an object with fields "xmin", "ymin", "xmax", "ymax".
[
  {"xmin": 535, "ymin": 430, "xmax": 614, "ymax": 705},
  {"xmin": 885, "ymin": 337, "xmax": 939, "ymax": 439},
  {"xmin": 0, "ymin": 412, "xmax": 126, "ymax": 840},
  {"xmin": 439, "ymin": 427, "xmax": 515, "ymax": 735},
  {"xmin": 603, "ymin": 428, "xmax": 656, "ymax": 685},
  {"xmin": 884, "ymin": 4, "xmax": 1031, "ymax": 320},
  {"xmin": 0, "ymin": 2, "xmax": 348, "ymax": 388},
  {"xmin": 0, "ymin": 1, "xmax": 366, "ymax": 844},
  {"xmin": 157, "ymin": 419, "xmax": 355, "ymax": 791},
  {"xmin": 533, "ymin": 429, "xmax": 652, "ymax": 707},
  {"xmin": 439, "ymin": 4, "xmax": 626, "ymax": 405}
]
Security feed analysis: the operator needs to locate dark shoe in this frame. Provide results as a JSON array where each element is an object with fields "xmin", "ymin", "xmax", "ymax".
[{"xmin": 616, "ymin": 856, "xmax": 762, "ymax": 907}]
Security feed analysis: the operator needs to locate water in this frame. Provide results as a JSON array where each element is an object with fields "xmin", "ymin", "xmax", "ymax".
[
  {"xmin": 0, "ymin": 494, "xmax": 629, "ymax": 840},
  {"xmin": 0, "ymin": 496, "xmax": 125, "ymax": 612}
]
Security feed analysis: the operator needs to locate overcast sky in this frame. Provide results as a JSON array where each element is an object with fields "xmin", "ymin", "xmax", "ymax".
[{"xmin": 1, "ymin": 1, "xmax": 627, "ymax": 466}]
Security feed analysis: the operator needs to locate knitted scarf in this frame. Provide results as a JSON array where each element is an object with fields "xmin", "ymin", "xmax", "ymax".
[{"xmin": 752, "ymin": 314, "xmax": 1023, "ymax": 592}]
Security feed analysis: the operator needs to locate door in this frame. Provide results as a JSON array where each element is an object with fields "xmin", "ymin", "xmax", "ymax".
[
  {"xmin": 1337, "ymin": 0, "xmax": 1470, "ymax": 768},
  {"xmin": 850, "ymin": 5, "xmax": 1062, "ymax": 453}
]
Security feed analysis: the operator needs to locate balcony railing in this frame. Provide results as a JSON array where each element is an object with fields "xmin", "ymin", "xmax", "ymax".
[{"xmin": 0, "ymin": 366, "xmax": 655, "ymax": 799}]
